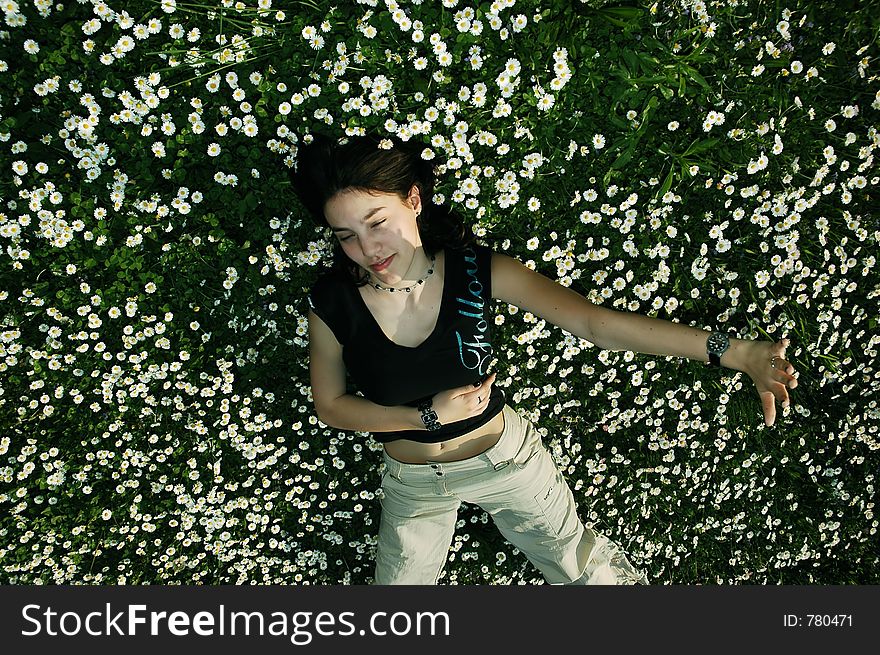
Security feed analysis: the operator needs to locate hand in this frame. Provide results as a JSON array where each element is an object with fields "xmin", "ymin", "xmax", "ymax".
[
  {"xmin": 742, "ymin": 338, "xmax": 798, "ymax": 426},
  {"xmin": 431, "ymin": 372, "xmax": 497, "ymax": 424}
]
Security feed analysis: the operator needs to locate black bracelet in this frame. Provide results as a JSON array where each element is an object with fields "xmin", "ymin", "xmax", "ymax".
[{"xmin": 417, "ymin": 400, "xmax": 442, "ymax": 432}]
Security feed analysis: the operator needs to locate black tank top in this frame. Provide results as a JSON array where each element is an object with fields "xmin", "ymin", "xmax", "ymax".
[{"xmin": 308, "ymin": 243, "xmax": 504, "ymax": 443}]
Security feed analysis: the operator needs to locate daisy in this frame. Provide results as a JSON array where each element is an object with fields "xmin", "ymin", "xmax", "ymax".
[{"xmin": 537, "ymin": 94, "xmax": 555, "ymax": 111}]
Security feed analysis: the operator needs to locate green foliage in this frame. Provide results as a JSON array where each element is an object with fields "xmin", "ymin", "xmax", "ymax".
[{"xmin": 0, "ymin": 0, "xmax": 878, "ymax": 585}]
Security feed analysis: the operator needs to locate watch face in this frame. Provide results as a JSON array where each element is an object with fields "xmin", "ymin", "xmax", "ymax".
[{"xmin": 708, "ymin": 333, "xmax": 729, "ymax": 353}]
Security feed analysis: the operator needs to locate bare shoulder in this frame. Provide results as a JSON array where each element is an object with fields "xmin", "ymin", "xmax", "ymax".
[
  {"xmin": 490, "ymin": 251, "xmax": 543, "ymax": 305},
  {"xmin": 308, "ymin": 308, "xmax": 342, "ymax": 352}
]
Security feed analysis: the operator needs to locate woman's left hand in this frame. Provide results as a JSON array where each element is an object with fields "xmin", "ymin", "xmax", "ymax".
[{"xmin": 742, "ymin": 338, "xmax": 799, "ymax": 426}]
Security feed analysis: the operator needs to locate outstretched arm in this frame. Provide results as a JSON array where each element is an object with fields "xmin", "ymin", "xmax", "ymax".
[{"xmin": 491, "ymin": 253, "xmax": 798, "ymax": 426}]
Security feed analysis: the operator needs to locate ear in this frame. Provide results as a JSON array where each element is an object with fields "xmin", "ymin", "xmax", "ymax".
[{"xmin": 407, "ymin": 184, "xmax": 422, "ymax": 213}]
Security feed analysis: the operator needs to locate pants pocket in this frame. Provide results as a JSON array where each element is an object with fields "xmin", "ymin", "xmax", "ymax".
[
  {"xmin": 531, "ymin": 461, "xmax": 571, "ymax": 538},
  {"xmin": 509, "ymin": 434, "xmax": 574, "ymax": 540}
]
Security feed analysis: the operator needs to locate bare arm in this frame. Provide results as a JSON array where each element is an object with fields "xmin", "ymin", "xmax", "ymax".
[
  {"xmin": 308, "ymin": 309, "xmax": 424, "ymax": 431},
  {"xmin": 308, "ymin": 310, "xmax": 494, "ymax": 431},
  {"xmin": 492, "ymin": 253, "xmax": 799, "ymax": 425}
]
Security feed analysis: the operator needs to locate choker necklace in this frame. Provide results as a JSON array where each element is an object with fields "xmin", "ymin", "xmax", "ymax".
[{"xmin": 370, "ymin": 254, "xmax": 436, "ymax": 293}]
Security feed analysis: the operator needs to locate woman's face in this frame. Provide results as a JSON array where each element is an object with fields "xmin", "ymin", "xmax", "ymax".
[{"xmin": 324, "ymin": 186, "xmax": 423, "ymax": 284}]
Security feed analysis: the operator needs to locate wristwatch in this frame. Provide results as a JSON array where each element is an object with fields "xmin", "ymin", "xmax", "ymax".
[
  {"xmin": 706, "ymin": 331, "xmax": 730, "ymax": 367},
  {"xmin": 417, "ymin": 400, "xmax": 442, "ymax": 432}
]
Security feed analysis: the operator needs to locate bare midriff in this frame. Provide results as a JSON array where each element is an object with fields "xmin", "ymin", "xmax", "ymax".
[{"xmin": 383, "ymin": 409, "xmax": 505, "ymax": 464}]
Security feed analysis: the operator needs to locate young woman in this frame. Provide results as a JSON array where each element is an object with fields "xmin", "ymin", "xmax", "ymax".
[{"xmin": 293, "ymin": 133, "xmax": 799, "ymax": 585}]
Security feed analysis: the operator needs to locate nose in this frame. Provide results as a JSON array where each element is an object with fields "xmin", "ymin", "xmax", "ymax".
[{"xmin": 359, "ymin": 233, "xmax": 382, "ymax": 258}]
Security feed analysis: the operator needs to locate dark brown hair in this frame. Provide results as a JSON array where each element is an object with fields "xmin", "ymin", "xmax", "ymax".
[{"xmin": 290, "ymin": 133, "xmax": 473, "ymax": 285}]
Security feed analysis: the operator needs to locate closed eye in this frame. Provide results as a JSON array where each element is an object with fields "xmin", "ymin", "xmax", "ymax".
[{"xmin": 338, "ymin": 219, "xmax": 385, "ymax": 242}]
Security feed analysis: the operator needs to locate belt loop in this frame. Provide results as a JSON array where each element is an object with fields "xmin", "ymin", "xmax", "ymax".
[{"xmin": 384, "ymin": 455, "xmax": 399, "ymax": 482}]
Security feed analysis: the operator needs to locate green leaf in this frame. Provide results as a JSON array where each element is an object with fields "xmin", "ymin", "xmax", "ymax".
[
  {"xmin": 597, "ymin": 6, "xmax": 644, "ymax": 27},
  {"xmin": 683, "ymin": 138, "xmax": 718, "ymax": 157},
  {"xmin": 601, "ymin": 7, "xmax": 644, "ymax": 19},
  {"xmin": 609, "ymin": 115, "xmax": 629, "ymax": 129},
  {"xmin": 622, "ymin": 50, "xmax": 640, "ymax": 75},
  {"xmin": 683, "ymin": 64, "xmax": 710, "ymax": 89},
  {"xmin": 610, "ymin": 82, "xmax": 630, "ymax": 105},
  {"xmin": 237, "ymin": 192, "xmax": 259, "ymax": 217},
  {"xmin": 638, "ymin": 94, "xmax": 658, "ymax": 128},
  {"xmin": 611, "ymin": 141, "xmax": 637, "ymax": 170},
  {"xmin": 658, "ymin": 166, "xmax": 674, "ymax": 197}
]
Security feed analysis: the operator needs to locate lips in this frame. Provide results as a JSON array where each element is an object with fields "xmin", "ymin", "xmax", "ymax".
[{"xmin": 370, "ymin": 255, "xmax": 394, "ymax": 272}]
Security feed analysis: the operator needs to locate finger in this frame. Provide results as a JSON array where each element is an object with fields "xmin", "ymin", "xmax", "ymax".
[
  {"xmin": 771, "ymin": 358, "xmax": 798, "ymax": 388},
  {"xmin": 470, "ymin": 372, "xmax": 497, "ymax": 391},
  {"xmin": 760, "ymin": 390, "xmax": 776, "ymax": 427},
  {"xmin": 768, "ymin": 379, "xmax": 791, "ymax": 414},
  {"xmin": 772, "ymin": 338, "xmax": 788, "ymax": 359},
  {"xmin": 472, "ymin": 392, "xmax": 488, "ymax": 412},
  {"xmin": 457, "ymin": 379, "xmax": 486, "ymax": 396},
  {"xmin": 777, "ymin": 339, "xmax": 795, "ymax": 367},
  {"xmin": 780, "ymin": 368, "xmax": 798, "ymax": 389},
  {"xmin": 776, "ymin": 383, "xmax": 790, "ymax": 409}
]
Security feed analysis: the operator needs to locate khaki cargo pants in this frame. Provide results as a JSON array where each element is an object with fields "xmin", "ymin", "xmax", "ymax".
[{"xmin": 375, "ymin": 404, "xmax": 648, "ymax": 585}]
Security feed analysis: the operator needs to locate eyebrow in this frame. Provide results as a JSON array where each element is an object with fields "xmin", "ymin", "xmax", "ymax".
[{"xmin": 329, "ymin": 206, "xmax": 385, "ymax": 233}]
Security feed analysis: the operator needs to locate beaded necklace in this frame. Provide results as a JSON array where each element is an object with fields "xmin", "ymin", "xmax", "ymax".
[{"xmin": 369, "ymin": 253, "xmax": 436, "ymax": 293}]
